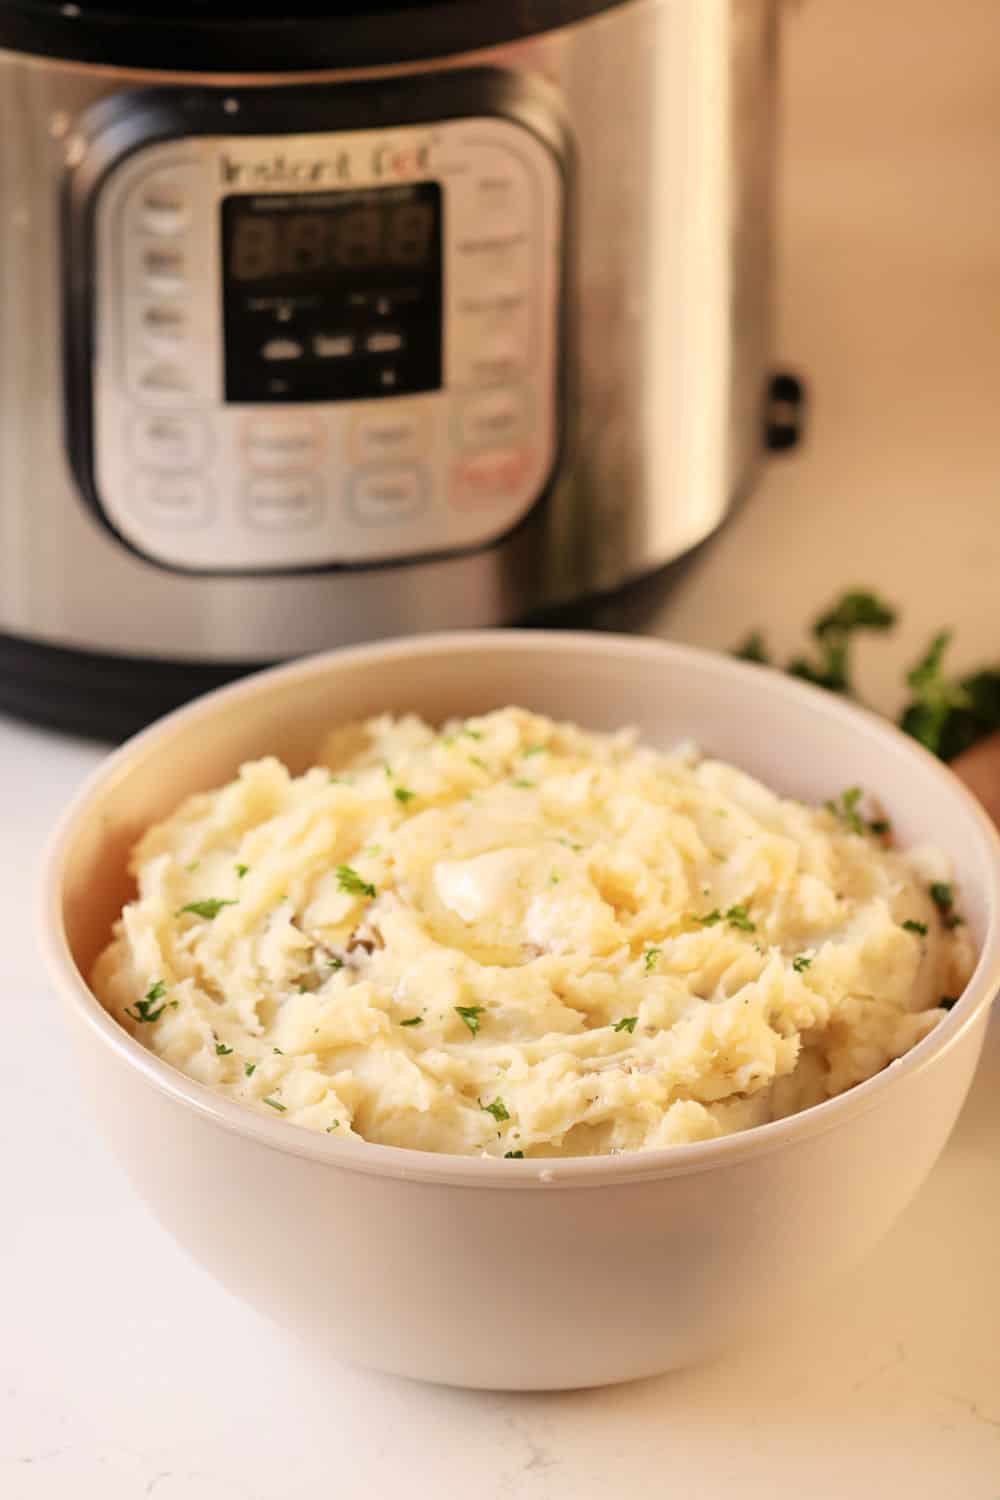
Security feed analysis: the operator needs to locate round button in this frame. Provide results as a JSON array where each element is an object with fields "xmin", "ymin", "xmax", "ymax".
[
  {"xmin": 141, "ymin": 244, "xmax": 186, "ymax": 295},
  {"xmin": 141, "ymin": 302, "xmax": 186, "ymax": 352},
  {"xmin": 132, "ymin": 413, "xmax": 209, "ymax": 470},
  {"xmin": 350, "ymin": 466, "xmax": 426, "ymax": 525},
  {"xmin": 245, "ymin": 475, "xmax": 323, "ymax": 530},
  {"xmin": 243, "ymin": 416, "xmax": 323, "ymax": 474},
  {"xmin": 134, "ymin": 472, "xmax": 212, "ymax": 528},
  {"xmin": 450, "ymin": 448, "xmax": 536, "ymax": 511},
  {"xmin": 136, "ymin": 362, "xmax": 192, "ymax": 399},
  {"xmin": 458, "ymin": 387, "xmax": 530, "ymax": 451},
  {"xmin": 351, "ymin": 406, "xmax": 426, "ymax": 465},
  {"xmin": 136, "ymin": 175, "xmax": 189, "ymax": 235}
]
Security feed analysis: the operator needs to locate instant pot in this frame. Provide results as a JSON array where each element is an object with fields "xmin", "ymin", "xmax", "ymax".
[{"xmin": 0, "ymin": 0, "xmax": 785, "ymax": 738}]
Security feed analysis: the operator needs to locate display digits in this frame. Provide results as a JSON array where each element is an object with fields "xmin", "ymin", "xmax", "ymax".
[
  {"xmin": 283, "ymin": 214, "xmax": 328, "ymax": 273},
  {"xmin": 386, "ymin": 202, "xmax": 433, "ymax": 266},
  {"xmin": 230, "ymin": 215, "xmax": 279, "ymax": 280},
  {"xmin": 335, "ymin": 206, "xmax": 383, "ymax": 269}
]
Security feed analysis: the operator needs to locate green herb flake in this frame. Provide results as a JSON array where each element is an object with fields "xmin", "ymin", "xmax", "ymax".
[
  {"xmin": 734, "ymin": 631, "xmax": 771, "ymax": 665},
  {"xmin": 614, "ymin": 1016, "xmax": 638, "ymax": 1034},
  {"xmin": 335, "ymin": 864, "xmax": 376, "ymax": 899},
  {"xmin": 244, "ymin": 1062, "xmax": 257, "ymax": 1077},
  {"xmin": 939, "ymin": 995, "xmax": 959, "ymax": 1011},
  {"xmin": 262, "ymin": 1096, "xmax": 286, "ymax": 1113},
  {"xmin": 481, "ymin": 1097, "xmax": 510, "ymax": 1123},
  {"xmin": 695, "ymin": 909, "xmax": 723, "ymax": 927},
  {"xmin": 327, "ymin": 957, "xmax": 344, "ymax": 971},
  {"xmin": 462, "ymin": 726, "xmax": 484, "ymax": 740},
  {"xmin": 235, "ymin": 863, "xmax": 249, "ymax": 879},
  {"xmin": 176, "ymin": 898, "xmax": 237, "ymax": 920},
  {"xmin": 327, "ymin": 1121, "xmax": 340, "ymax": 1133},
  {"xmin": 643, "ymin": 948, "xmax": 661, "ymax": 974},
  {"xmin": 902, "ymin": 919, "xmax": 928, "ymax": 936},
  {"xmin": 468, "ymin": 754, "xmax": 489, "ymax": 771},
  {"xmin": 504, "ymin": 1150, "xmax": 525, "ymax": 1159},
  {"xmin": 393, "ymin": 786, "xmax": 416, "ymax": 805},
  {"xmin": 825, "ymin": 786, "xmax": 866, "ymax": 835},
  {"xmin": 455, "ymin": 1004, "xmax": 485, "ymax": 1036},
  {"xmin": 214, "ymin": 1042, "xmax": 233, "ymax": 1056},
  {"xmin": 929, "ymin": 882, "xmax": 964, "ymax": 927},
  {"xmin": 124, "ymin": 980, "xmax": 168, "ymax": 1024},
  {"xmin": 792, "ymin": 954, "xmax": 813, "ymax": 973},
  {"xmin": 523, "ymin": 744, "xmax": 547, "ymax": 757},
  {"xmin": 725, "ymin": 905, "xmax": 756, "ymax": 933},
  {"xmin": 511, "ymin": 778, "xmax": 535, "ymax": 788},
  {"xmin": 273, "ymin": 1047, "xmax": 284, "ymax": 1055},
  {"xmin": 399, "ymin": 1015, "xmax": 423, "ymax": 1027},
  {"xmin": 549, "ymin": 871, "xmax": 561, "ymax": 885},
  {"xmin": 185, "ymin": 860, "xmax": 200, "ymax": 873}
]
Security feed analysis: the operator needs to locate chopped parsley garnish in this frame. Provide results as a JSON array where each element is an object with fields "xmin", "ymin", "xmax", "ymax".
[
  {"xmin": 214, "ymin": 1042, "xmax": 233, "ymax": 1056},
  {"xmin": 262, "ymin": 1096, "xmax": 286, "ymax": 1112},
  {"xmin": 468, "ymin": 755, "xmax": 489, "ymax": 771},
  {"xmin": 824, "ymin": 786, "xmax": 866, "ymax": 835},
  {"xmin": 792, "ymin": 954, "xmax": 813, "ymax": 973},
  {"xmin": 185, "ymin": 860, "xmax": 200, "ymax": 873},
  {"xmin": 400, "ymin": 1015, "xmax": 423, "ymax": 1027},
  {"xmin": 939, "ymin": 996, "xmax": 959, "ymax": 1011},
  {"xmin": 462, "ymin": 726, "xmax": 484, "ymax": 740},
  {"xmin": 505, "ymin": 1150, "xmax": 525, "ymax": 1159},
  {"xmin": 244, "ymin": 1062, "xmax": 256, "ymax": 1077},
  {"xmin": 929, "ymin": 881, "xmax": 964, "ymax": 928},
  {"xmin": 177, "ymin": 898, "xmax": 237, "ymax": 920},
  {"xmin": 556, "ymin": 836, "xmax": 584, "ymax": 851},
  {"xmin": 694, "ymin": 905, "xmax": 755, "ymax": 933},
  {"xmin": 549, "ymin": 871, "xmax": 561, "ymax": 885},
  {"xmin": 523, "ymin": 745, "xmax": 546, "ymax": 757},
  {"xmin": 327, "ymin": 1121, "xmax": 340, "ymax": 1132},
  {"xmin": 729, "ymin": 906, "xmax": 757, "ymax": 933},
  {"xmin": 481, "ymin": 1097, "xmax": 510, "ymax": 1123},
  {"xmin": 643, "ymin": 948, "xmax": 661, "ymax": 973},
  {"xmin": 235, "ymin": 863, "xmax": 249, "ymax": 879},
  {"xmin": 614, "ymin": 1016, "xmax": 638, "ymax": 1034},
  {"xmin": 335, "ymin": 864, "xmax": 376, "ymax": 899},
  {"xmin": 455, "ymin": 1004, "xmax": 485, "ymax": 1036},
  {"xmin": 393, "ymin": 786, "xmax": 416, "ymax": 805},
  {"xmin": 327, "ymin": 957, "xmax": 344, "ymax": 971},
  {"xmin": 273, "ymin": 1047, "xmax": 284, "ymax": 1055},
  {"xmin": 124, "ymin": 980, "xmax": 168, "ymax": 1024},
  {"xmin": 902, "ymin": 919, "xmax": 928, "ymax": 936},
  {"xmin": 511, "ymin": 778, "xmax": 535, "ymax": 788}
]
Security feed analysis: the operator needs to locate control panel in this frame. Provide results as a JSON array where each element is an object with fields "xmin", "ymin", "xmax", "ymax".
[{"xmin": 78, "ymin": 100, "xmax": 564, "ymax": 573}]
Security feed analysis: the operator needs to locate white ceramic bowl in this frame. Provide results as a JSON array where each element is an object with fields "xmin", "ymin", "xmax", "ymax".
[{"xmin": 41, "ymin": 632, "xmax": 1000, "ymax": 1390}]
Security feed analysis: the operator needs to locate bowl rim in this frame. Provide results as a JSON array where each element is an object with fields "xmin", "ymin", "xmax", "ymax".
[{"xmin": 39, "ymin": 628, "xmax": 1000, "ymax": 1188}]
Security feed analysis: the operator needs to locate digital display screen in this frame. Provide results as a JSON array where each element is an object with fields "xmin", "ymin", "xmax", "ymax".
[
  {"xmin": 228, "ymin": 198, "xmax": 437, "ymax": 279},
  {"xmin": 221, "ymin": 183, "xmax": 442, "ymax": 404}
]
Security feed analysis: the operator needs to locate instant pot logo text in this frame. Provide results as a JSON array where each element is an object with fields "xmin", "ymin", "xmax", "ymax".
[{"xmin": 220, "ymin": 141, "xmax": 432, "ymax": 188}]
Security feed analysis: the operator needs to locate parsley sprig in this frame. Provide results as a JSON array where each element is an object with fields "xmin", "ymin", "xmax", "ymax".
[
  {"xmin": 125, "ymin": 980, "xmax": 167, "ymax": 1024},
  {"xmin": 614, "ymin": 1016, "xmax": 638, "ymax": 1034},
  {"xmin": 177, "ymin": 898, "xmax": 237, "ymax": 920},
  {"xmin": 455, "ymin": 1004, "xmax": 485, "ymax": 1036},
  {"xmin": 695, "ymin": 905, "xmax": 756, "ymax": 933},
  {"xmin": 481, "ymin": 1097, "xmax": 510, "ymax": 1123},
  {"xmin": 335, "ymin": 864, "xmax": 376, "ymax": 899}
]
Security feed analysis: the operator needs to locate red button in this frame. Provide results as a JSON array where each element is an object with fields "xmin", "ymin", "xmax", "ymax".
[{"xmin": 450, "ymin": 448, "xmax": 534, "ymax": 509}]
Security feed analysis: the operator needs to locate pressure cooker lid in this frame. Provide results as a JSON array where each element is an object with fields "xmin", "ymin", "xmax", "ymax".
[{"xmin": 0, "ymin": 0, "xmax": 628, "ymax": 72}]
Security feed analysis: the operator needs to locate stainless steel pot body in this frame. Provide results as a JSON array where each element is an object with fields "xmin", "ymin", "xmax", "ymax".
[{"xmin": 0, "ymin": 0, "xmax": 778, "ymax": 664}]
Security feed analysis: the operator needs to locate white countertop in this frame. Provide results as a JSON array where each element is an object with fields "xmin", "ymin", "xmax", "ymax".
[{"xmin": 4, "ymin": 0, "xmax": 1000, "ymax": 1493}]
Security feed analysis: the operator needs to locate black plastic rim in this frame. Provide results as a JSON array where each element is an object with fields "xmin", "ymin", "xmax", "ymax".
[{"xmin": 0, "ymin": 1, "xmax": 630, "ymax": 73}]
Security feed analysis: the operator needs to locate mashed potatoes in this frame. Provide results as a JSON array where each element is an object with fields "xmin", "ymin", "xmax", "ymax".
[{"xmin": 92, "ymin": 708, "xmax": 973, "ymax": 1157}]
